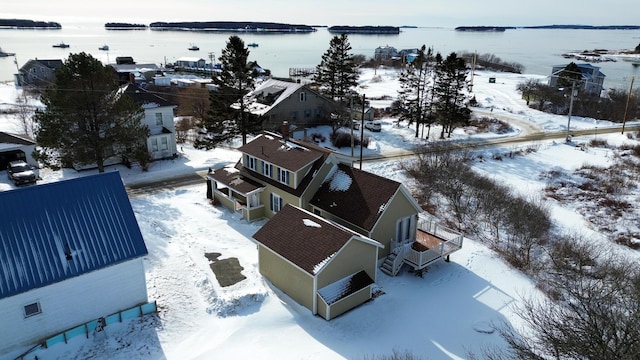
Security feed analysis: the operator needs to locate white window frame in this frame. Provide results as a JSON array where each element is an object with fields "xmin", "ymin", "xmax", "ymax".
[
  {"xmin": 151, "ymin": 138, "xmax": 159, "ymax": 152},
  {"xmin": 262, "ymin": 162, "xmax": 273, "ymax": 177},
  {"xmin": 278, "ymin": 168, "xmax": 290, "ymax": 185},
  {"xmin": 155, "ymin": 113, "xmax": 163, "ymax": 126},
  {"xmin": 161, "ymin": 136, "xmax": 168, "ymax": 150},
  {"xmin": 24, "ymin": 301, "xmax": 42, "ymax": 318},
  {"xmin": 299, "ymin": 92, "xmax": 306, "ymax": 102},
  {"xmin": 270, "ymin": 193, "xmax": 283, "ymax": 213},
  {"xmin": 246, "ymin": 155, "xmax": 257, "ymax": 171}
]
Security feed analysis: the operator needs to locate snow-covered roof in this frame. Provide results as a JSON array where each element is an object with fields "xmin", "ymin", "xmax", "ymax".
[
  {"xmin": 0, "ymin": 172, "xmax": 148, "ymax": 299},
  {"xmin": 244, "ymin": 78, "xmax": 305, "ymax": 116},
  {"xmin": 252, "ymin": 204, "xmax": 381, "ymax": 275}
]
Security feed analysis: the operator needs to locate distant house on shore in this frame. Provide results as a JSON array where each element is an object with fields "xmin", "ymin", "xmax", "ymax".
[
  {"xmin": 549, "ymin": 63, "xmax": 606, "ymax": 96},
  {"xmin": 15, "ymin": 59, "xmax": 63, "ymax": 88},
  {"xmin": 374, "ymin": 45, "xmax": 398, "ymax": 61}
]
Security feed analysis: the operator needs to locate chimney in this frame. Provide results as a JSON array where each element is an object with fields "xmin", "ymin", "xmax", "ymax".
[
  {"xmin": 280, "ymin": 121, "xmax": 290, "ymax": 140},
  {"xmin": 129, "ymin": 72, "xmax": 135, "ymax": 84}
]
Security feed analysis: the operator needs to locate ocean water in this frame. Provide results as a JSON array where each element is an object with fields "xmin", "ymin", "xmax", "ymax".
[{"xmin": 1, "ymin": 22, "xmax": 640, "ymax": 89}]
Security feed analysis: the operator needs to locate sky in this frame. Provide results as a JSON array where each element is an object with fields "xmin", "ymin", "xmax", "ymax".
[
  {"xmin": 3, "ymin": 0, "xmax": 639, "ymax": 28},
  {"xmin": 2, "ymin": 68, "xmax": 640, "ymax": 359}
]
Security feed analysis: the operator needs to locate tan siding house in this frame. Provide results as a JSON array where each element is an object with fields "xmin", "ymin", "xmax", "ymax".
[{"xmin": 253, "ymin": 205, "xmax": 382, "ymax": 320}]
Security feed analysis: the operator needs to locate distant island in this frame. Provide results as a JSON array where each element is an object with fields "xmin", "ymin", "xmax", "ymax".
[
  {"xmin": 149, "ymin": 21, "xmax": 316, "ymax": 33},
  {"xmin": 328, "ymin": 26, "xmax": 400, "ymax": 34},
  {"xmin": 455, "ymin": 26, "xmax": 510, "ymax": 32},
  {"xmin": 105, "ymin": 22, "xmax": 148, "ymax": 30},
  {"xmin": 0, "ymin": 19, "xmax": 61, "ymax": 29},
  {"xmin": 455, "ymin": 24, "xmax": 640, "ymax": 31}
]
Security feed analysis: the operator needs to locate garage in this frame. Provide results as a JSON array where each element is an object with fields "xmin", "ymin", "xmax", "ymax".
[{"xmin": 0, "ymin": 132, "xmax": 37, "ymax": 170}]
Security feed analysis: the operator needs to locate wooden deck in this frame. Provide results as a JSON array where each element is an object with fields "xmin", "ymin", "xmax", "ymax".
[{"xmin": 413, "ymin": 229, "xmax": 445, "ymax": 251}]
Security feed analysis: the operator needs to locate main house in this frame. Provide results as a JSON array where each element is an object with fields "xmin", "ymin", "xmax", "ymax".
[
  {"xmin": 243, "ymin": 78, "xmax": 339, "ymax": 131},
  {"xmin": 0, "ymin": 172, "xmax": 149, "ymax": 354},
  {"xmin": 207, "ymin": 128, "xmax": 463, "ymax": 318}
]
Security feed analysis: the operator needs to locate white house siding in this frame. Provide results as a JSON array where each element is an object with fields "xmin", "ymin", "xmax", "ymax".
[
  {"xmin": 142, "ymin": 105, "xmax": 177, "ymax": 159},
  {"xmin": 0, "ymin": 258, "xmax": 147, "ymax": 355}
]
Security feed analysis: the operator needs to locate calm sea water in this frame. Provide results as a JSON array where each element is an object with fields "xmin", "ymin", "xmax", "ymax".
[{"xmin": 1, "ymin": 22, "xmax": 640, "ymax": 89}]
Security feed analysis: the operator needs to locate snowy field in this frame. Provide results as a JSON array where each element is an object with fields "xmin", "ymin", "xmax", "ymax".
[{"xmin": 1, "ymin": 68, "xmax": 639, "ymax": 360}]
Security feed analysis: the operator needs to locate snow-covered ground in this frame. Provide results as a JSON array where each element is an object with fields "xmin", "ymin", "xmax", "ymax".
[{"xmin": 1, "ymin": 68, "xmax": 639, "ymax": 360}]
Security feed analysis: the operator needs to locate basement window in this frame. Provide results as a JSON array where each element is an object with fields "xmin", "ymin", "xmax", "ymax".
[{"xmin": 24, "ymin": 302, "xmax": 42, "ymax": 318}]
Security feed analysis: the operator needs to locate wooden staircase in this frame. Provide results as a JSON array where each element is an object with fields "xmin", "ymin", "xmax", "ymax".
[{"xmin": 380, "ymin": 245, "xmax": 409, "ymax": 277}]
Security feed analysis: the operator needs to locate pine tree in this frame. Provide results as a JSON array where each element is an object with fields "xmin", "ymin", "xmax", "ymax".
[
  {"xmin": 433, "ymin": 52, "xmax": 471, "ymax": 138},
  {"xmin": 397, "ymin": 45, "xmax": 438, "ymax": 138},
  {"xmin": 314, "ymin": 34, "xmax": 359, "ymax": 102},
  {"xmin": 196, "ymin": 35, "xmax": 259, "ymax": 149},
  {"xmin": 34, "ymin": 52, "xmax": 147, "ymax": 172}
]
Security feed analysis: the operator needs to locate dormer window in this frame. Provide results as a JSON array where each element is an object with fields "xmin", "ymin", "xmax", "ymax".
[
  {"xmin": 262, "ymin": 162, "xmax": 273, "ymax": 177},
  {"xmin": 278, "ymin": 168, "xmax": 290, "ymax": 185},
  {"xmin": 246, "ymin": 155, "xmax": 257, "ymax": 171}
]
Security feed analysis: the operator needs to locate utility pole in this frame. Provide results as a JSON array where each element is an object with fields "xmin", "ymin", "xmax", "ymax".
[
  {"xmin": 350, "ymin": 95, "xmax": 354, "ymax": 158},
  {"xmin": 359, "ymin": 94, "xmax": 365, "ymax": 170},
  {"xmin": 622, "ymin": 76, "xmax": 635, "ymax": 134},
  {"xmin": 208, "ymin": 52, "xmax": 215, "ymax": 78},
  {"xmin": 566, "ymin": 80, "xmax": 576, "ymax": 143}
]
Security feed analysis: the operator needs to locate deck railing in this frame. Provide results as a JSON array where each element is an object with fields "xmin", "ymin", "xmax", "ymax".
[{"xmin": 404, "ymin": 219, "xmax": 464, "ymax": 270}]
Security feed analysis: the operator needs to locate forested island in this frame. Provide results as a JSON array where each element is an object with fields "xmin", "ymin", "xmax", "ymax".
[
  {"xmin": 149, "ymin": 21, "xmax": 316, "ymax": 32},
  {"xmin": 0, "ymin": 19, "xmax": 61, "ymax": 29},
  {"xmin": 328, "ymin": 26, "xmax": 400, "ymax": 34},
  {"xmin": 456, "ymin": 24, "xmax": 640, "ymax": 31},
  {"xmin": 105, "ymin": 22, "xmax": 148, "ymax": 30}
]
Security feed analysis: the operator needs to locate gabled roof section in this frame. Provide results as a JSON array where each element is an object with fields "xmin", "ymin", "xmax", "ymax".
[
  {"xmin": 122, "ymin": 83, "xmax": 175, "ymax": 109},
  {"xmin": 253, "ymin": 204, "xmax": 377, "ymax": 275},
  {"xmin": 238, "ymin": 133, "xmax": 324, "ymax": 172},
  {"xmin": 0, "ymin": 132, "xmax": 36, "ymax": 146},
  {"xmin": 310, "ymin": 163, "xmax": 403, "ymax": 231},
  {"xmin": 245, "ymin": 78, "xmax": 304, "ymax": 116},
  {"xmin": 0, "ymin": 172, "xmax": 148, "ymax": 299}
]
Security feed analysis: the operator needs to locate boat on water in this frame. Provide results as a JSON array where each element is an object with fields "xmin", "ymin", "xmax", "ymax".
[
  {"xmin": 622, "ymin": 56, "xmax": 640, "ymax": 66},
  {"xmin": 98, "ymin": 44, "xmax": 109, "ymax": 51},
  {"xmin": 188, "ymin": 44, "xmax": 199, "ymax": 51},
  {"xmin": 247, "ymin": 43, "xmax": 259, "ymax": 47},
  {"xmin": 0, "ymin": 47, "xmax": 16, "ymax": 57},
  {"xmin": 52, "ymin": 42, "xmax": 70, "ymax": 48}
]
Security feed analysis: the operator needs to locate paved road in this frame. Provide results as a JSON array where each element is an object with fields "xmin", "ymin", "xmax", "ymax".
[{"xmin": 125, "ymin": 119, "xmax": 640, "ymax": 196}]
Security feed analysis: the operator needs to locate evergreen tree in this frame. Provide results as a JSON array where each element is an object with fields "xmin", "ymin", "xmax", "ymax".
[
  {"xmin": 34, "ymin": 52, "xmax": 147, "ymax": 172},
  {"xmin": 196, "ymin": 35, "xmax": 259, "ymax": 149},
  {"xmin": 397, "ymin": 45, "xmax": 437, "ymax": 138},
  {"xmin": 314, "ymin": 34, "xmax": 359, "ymax": 102},
  {"xmin": 433, "ymin": 52, "xmax": 471, "ymax": 138},
  {"xmin": 557, "ymin": 62, "xmax": 583, "ymax": 89}
]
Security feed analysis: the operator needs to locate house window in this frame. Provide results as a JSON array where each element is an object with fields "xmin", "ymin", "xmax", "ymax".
[
  {"xmin": 277, "ymin": 168, "xmax": 290, "ymax": 185},
  {"xmin": 246, "ymin": 155, "xmax": 257, "ymax": 171},
  {"xmin": 291, "ymin": 111, "xmax": 298, "ymax": 120},
  {"xmin": 304, "ymin": 109, "xmax": 312, "ymax": 118},
  {"xmin": 151, "ymin": 138, "xmax": 159, "ymax": 151},
  {"xmin": 155, "ymin": 113, "xmax": 163, "ymax": 125},
  {"xmin": 262, "ymin": 162, "xmax": 273, "ymax": 177},
  {"xmin": 270, "ymin": 193, "xmax": 283, "ymax": 213},
  {"xmin": 396, "ymin": 215, "xmax": 414, "ymax": 243},
  {"xmin": 24, "ymin": 302, "xmax": 42, "ymax": 318},
  {"xmin": 299, "ymin": 92, "xmax": 306, "ymax": 102},
  {"xmin": 161, "ymin": 137, "xmax": 168, "ymax": 150}
]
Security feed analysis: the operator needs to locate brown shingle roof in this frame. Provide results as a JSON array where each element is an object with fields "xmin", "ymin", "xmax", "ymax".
[
  {"xmin": 310, "ymin": 163, "xmax": 401, "ymax": 231},
  {"xmin": 208, "ymin": 164, "xmax": 264, "ymax": 194},
  {"xmin": 252, "ymin": 204, "xmax": 358, "ymax": 275},
  {"xmin": 238, "ymin": 133, "xmax": 323, "ymax": 172},
  {"xmin": 0, "ymin": 132, "xmax": 35, "ymax": 145}
]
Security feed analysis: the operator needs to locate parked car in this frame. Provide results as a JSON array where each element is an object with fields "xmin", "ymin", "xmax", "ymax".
[
  {"xmin": 364, "ymin": 121, "xmax": 382, "ymax": 132},
  {"xmin": 349, "ymin": 120, "xmax": 361, "ymax": 130},
  {"xmin": 7, "ymin": 160, "xmax": 37, "ymax": 186}
]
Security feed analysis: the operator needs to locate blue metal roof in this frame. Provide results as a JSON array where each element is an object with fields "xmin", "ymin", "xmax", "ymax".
[{"xmin": 0, "ymin": 172, "xmax": 148, "ymax": 299}]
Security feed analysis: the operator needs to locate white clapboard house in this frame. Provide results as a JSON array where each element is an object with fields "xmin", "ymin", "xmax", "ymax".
[{"xmin": 0, "ymin": 172, "xmax": 149, "ymax": 355}]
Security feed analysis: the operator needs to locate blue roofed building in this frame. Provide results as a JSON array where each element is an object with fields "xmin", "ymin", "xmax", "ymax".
[
  {"xmin": 549, "ymin": 63, "xmax": 606, "ymax": 96},
  {"xmin": 0, "ymin": 172, "xmax": 149, "ymax": 354}
]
